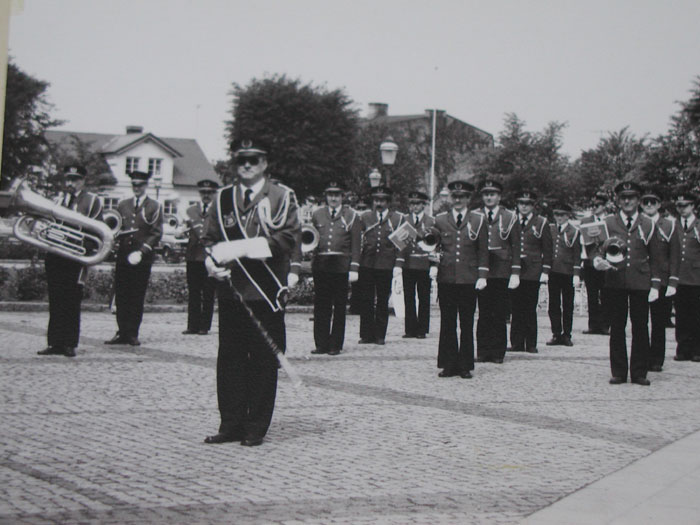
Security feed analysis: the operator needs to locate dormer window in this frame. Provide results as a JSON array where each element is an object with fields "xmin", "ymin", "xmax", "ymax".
[
  {"xmin": 126, "ymin": 156, "xmax": 140, "ymax": 174},
  {"xmin": 148, "ymin": 158, "xmax": 163, "ymax": 177}
]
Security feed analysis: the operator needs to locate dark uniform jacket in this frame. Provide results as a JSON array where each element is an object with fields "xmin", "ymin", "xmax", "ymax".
[
  {"xmin": 184, "ymin": 202, "xmax": 211, "ymax": 262},
  {"xmin": 589, "ymin": 213, "xmax": 663, "ymax": 290},
  {"xmin": 669, "ymin": 216, "xmax": 700, "ymax": 287},
  {"xmin": 116, "ymin": 196, "xmax": 163, "ymax": 263},
  {"xmin": 518, "ymin": 214, "xmax": 552, "ymax": 281},
  {"xmin": 397, "ymin": 213, "xmax": 436, "ymax": 271},
  {"xmin": 473, "ymin": 207, "xmax": 521, "ymax": 279},
  {"xmin": 649, "ymin": 215, "xmax": 679, "ymax": 287},
  {"xmin": 429, "ymin": 210, "xmax": 489, "ymax": 284},
  {"xmin": 56, "ymin": 190, "xmax": 103, "ymax": 222},
  {"xmin": 359, "ymin": 209, "xmax": 405, "ymax": 270},
  {"xmin": 311, "ymin": 205, "xmax": 362, "ymax": 274},
  {"xmin": 202, "ymin": 180, "xmax": 300, "ymax": 303},
  {"xmin": 550, "ymin": 222, "xmax": 582, "ymax": 276}
]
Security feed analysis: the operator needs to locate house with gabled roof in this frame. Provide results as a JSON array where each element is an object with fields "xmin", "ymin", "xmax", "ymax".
[{"xmin": 44, "ymin": 126, "xmax": 218, "ymax": 217}]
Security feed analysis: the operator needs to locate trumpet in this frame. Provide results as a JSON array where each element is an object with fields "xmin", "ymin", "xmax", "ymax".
[
  {"xmin": 301, "ymin": 224, "xmax": 319, "ymax": 253},
  {"xmin": 602, "ymin": 236, "xmax": 627, "ymax": 264},
  {"xmin": 2, "ymin": 178, "xmax": 114, "ymax": 266}
]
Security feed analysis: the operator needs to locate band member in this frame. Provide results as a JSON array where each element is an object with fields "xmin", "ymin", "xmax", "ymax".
[
  {"xmin": 104, "ymin": 171, "xmax": 163, "ymax": 346},
  {"xmin": 475, "ymin": 179, "xmax": 521, "ymax": 363},
  {"xmin": 182, "ymin": 179, "xmax": 220, "ymax": 335},
  {"xmin": 591, "ymin": 181, "xmax": 664, "ymax": 385},
  {"xmin": 309, "ymin": 181, "xmax": 361, "ymax": 355},
  {"xmin": 668, "ymin": 191, "xmax": 700, "ymax": 362},
  {"xmin": 429, "ymin": 181, "xmax": 488, "ymax": 377},
  {"xmin": 546, "ymin": 203, "xmax": 581, "ymax": 347},
  {"xmin": 398, "ymin": 191, "xmax": 435, "ymax": 339},
  {"xmin": 640, "ymin": 186, "xmax": 678, "ymax": 371},
  {"xmin": 509, "ymin": 191, "xmax": 552, "ymax": 353},
  {"xmin": 580, "ymin": 192, "xmax": 610, "ymax": 335},
  {"xmin": 357, "ymin": 185, "xmax": 404, "ymax": 345},
  {"xmin": 38, "ymin": 165, "xmax": 103, "ymax": 358},
  {"xmin": 202, "ymin": 138, "xmax": 299, "ymax": 446}
]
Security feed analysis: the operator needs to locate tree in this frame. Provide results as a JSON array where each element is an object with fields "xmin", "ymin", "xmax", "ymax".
[
  {"xmin": 225, "ymin": 75, "xmax": 359, "ymax": 200},
  {"xmin": 45, "ymin": 134, "xmax": 116, "ymax": 190},
  {"xmin": 1, "ymin": 59, "xmax": 63, "ymax": 189}
]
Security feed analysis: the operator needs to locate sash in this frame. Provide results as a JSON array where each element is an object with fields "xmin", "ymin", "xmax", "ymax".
[{"xmin": 217, "ymin": 186, "xmax": 287, "ymax": 312}]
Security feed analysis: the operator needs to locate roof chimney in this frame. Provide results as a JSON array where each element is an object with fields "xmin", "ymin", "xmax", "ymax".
[
  {"xmin": 126, "ymin": 125, "xmax": 144, "ymax": 134},
  {"xmin": 367, "ymin": 103, "xmax": 388, "ymax": 120}
]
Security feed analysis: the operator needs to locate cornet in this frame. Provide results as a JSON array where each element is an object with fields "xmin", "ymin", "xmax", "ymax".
[
  {"xmin": 1, "ymin": 178, "xmax": 115, "ymax": 265},
  {"xmin": 301, "ymin": 224, "xmax": 320, "ymax": 253}
]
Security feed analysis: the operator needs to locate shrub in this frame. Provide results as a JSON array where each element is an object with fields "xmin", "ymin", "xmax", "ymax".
[{"xmin": 15, "ymin": 263, "xmax": 47, "ymax": 300}]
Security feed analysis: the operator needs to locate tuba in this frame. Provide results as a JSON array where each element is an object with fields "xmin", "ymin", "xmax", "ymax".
[
  {"xmin": 1, "ymin": 178, "xmax": 115, "ymax": 265},
  {"xmin": 102, "ymin": 209, "xmax": 122, "ymax": 235},
  {"xmin": 301, "ymin": 224, "xmax": 319, "ymax": 253}
]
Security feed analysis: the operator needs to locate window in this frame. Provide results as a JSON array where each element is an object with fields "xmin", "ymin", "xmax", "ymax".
[
  {"xmin": 125, "ymin": 157, "xmax": 140, "ymax": 174},
  {"xmin": 103, "ymin": 198, "xmax": 119, "ymax": 210},
  {"xmin": 163, "ymin": 199, "xmax": 177, "ymax": 215},
  {"xmin": 148, "ymin": 158, "xmax": 163, "ymax": 177}
]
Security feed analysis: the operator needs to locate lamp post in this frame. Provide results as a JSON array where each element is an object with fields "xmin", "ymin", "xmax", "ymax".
[
  {"xmin": 154, "ymin": 176, "xmax": 162, "ymax": 201},
  {"xmin": 368, "ymin": 168, "xmax": 382, "ymax": 188},
  {"xmin": 379, "ymin": 137, "xmax": 398, "ymax": 187}
]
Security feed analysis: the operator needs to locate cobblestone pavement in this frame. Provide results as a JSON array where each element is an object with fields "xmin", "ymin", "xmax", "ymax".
[{"xmin": 1, "ymin": 308, "xmax": 700, "ymax": 524}]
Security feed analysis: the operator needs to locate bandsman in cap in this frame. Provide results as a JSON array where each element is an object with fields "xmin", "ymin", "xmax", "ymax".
[
  {"xmin": 201, "ymin": 137, "xmax": 300, "ymax": 446},
  {"xmin": 37, "ymin": 165, "xmax": 104, "ymax": 358},
  {"xmin": 579, "ymin": 191, "xmax": 611, "ymax": 335},
  {"xmin": 181, "ymin": 179, "xmax": 220, "ymax": 336},
  {"xmin": 425, "ymin": 180, "xmax": 488, "ymax": 378},
  {"xmin": 357, "ymin": 185, "xmax": 405, "ymax": 345},
  {"xmin": 309, "ymin": 180, "xmax": 362, "ymax": 355},
  {"xmin": 668, "ymin": 191, "xmax": 700, "ymax": 363},
  {"xmin": 104, "ymin": 170, "xmax": 163, "ymax": 347},
  {"xmin": 509, "ymin": 190, "xmax": 552, "ymax": 354},
  {"xmin": 640, "ymin": 186, "xmax": 678, "ymax": 371},
  {"xmin": 546, "ymin": 202, "xmax": 581, "ymax": 347},
  {"xmin": 590, "ymin": 180, "xmax": 665, "ymax": 385},
  {"xmin": 474, "ymin": 178, "xmax": 521, "ymax": 364},
  {"xmin": 396, "ymin": 190, "xmax": 434, "ymax": 340}
]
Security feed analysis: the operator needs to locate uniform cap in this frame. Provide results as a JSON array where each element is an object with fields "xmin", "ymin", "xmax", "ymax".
[
  {"xmin": 371, "ymin": 185, "xmax": 393, "ymax": 199},
  {"xmin": 675, "ymin": 192, "xmax": 697, "ymax": 205},
  {"xmin": 478, "ymin": 179, "xmax": 503, "ymax": 193},
  {"xmin": 63, "ymin": 165, "xmax": 87, "ymax": 178},
  {"xmin": 232, "ymin": 137, "xmax": 269, "ymax": 157},
  {"xmin": 128, "ymin": 171, "xmax": 151, "ymax": 183},
  {"xmin": 324, "ymin": 180, "xmax": 345, "ymax": 193},
  {"xmin": 614, "ymin": 181, "xmax": 642, "ymax": 197},
  {"xmin": 515, "ymin": 190, "xmax": 537, "ymax": 202},
  {"xmin": 448, "ymin": 180, "xmax": 475, "ymax": 195},
  {"xmin": 197, "ymin": 179, "xmax": 220, "ymax": 191},
  {"xmin": 552, "ymin": 202, "xmax": 572, "ymax": 213},
  {"xmin": 408, "ymin": 191, "xmax": 429, "ymax": 202}
]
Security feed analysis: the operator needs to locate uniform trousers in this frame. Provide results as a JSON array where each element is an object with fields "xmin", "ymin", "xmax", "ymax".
[
  {"xmin": 674, "ymin": 284, "xmax": 700, "ymax": 360},
  {"xmin": 438, "ymin": 283, "xmax": 477, "ymax": 372},
  {"xmin": 216, "ymin": 288, "xmax": 283, "ymax": 439},
  {"xmin": 313, "ymin": 269, "xmax": 349, "ymax": 352},
  {"xmin": 548, "ymin": 272, "xmax": 574, "ymax": 338},
  {"xmin": 403, "ymin": 268, "xmax": 431, "ymax": 337},
  {"xmin": 583, "ymin": 261, "xmax": 609, "ymax": 332},
  {"xmin": 649, "ymin": 287, "xmax": 669, "ymax": 368},
  {"xmin": 186, "ymin": 261, "xmax": 216, "ymax": 332},
  {"xmin": 606, "ymin": 288, "xmax": 650, "ymax": 380},
  {"xmin": 45, "ymin": 254, "xmax": 84, "ymax": 349},
  {"xmin": 477, "ymin": 277, "xmax": 508, "ymax": 360},
  {"xmin": 358, "ymin": 267, "xmax": 392, "ymax": 342},
  {"xmin": 509, "ymin": 279, "xmax": 541, "ymax": 351},
  {"xmin": 114, "ymin": 260, "xmax": 152, "ymax": 339}
]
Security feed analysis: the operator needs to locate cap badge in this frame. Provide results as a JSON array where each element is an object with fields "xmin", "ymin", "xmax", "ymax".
[{"xmin": 242, "ymin": 139, "xmax": 252, "ymax": 148}]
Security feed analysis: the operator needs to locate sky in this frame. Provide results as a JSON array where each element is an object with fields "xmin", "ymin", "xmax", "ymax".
[{"xmin": 6, "ymin": 0, "xmax": 700, "ymax": 163}]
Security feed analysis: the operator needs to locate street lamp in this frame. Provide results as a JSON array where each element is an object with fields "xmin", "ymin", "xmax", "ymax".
[
  {"xmin": 379, "ymin": 137, "xmax": 398, "ymax": 187},
  {"xmin": 153, "ymin": 176, "xmax": 162, "ymax": 201},
  {"xmin": 368, "ymin": 168, "xmax": 382, "ymax": 188}
]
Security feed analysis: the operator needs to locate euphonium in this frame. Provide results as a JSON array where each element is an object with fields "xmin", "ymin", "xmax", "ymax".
[
  {"xmin": 301, "ymin": 224, "xmax": 320, "ymax": 253},
  {"xmin": 102, "ymin": 209, "xmax": 122, "ymax": 234},
  {"xmin": 3, "ymin": 178, "xmax": 115, "ymax": 265}
]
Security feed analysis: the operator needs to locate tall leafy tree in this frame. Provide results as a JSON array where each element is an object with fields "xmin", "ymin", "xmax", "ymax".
[
  {"xmin": 45, "ymin": 134, "xmax": 115, "ymax": 191},
  {"xmin": 1, "ymin": 59, "xmax": 63, "ymax": 189}
]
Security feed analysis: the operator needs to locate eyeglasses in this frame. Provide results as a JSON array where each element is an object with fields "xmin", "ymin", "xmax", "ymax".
[
  {"xmin": 236, "ymin": 156, "xmax": 261, "ymax": 167},
  {"xmin": 641, "ymin": 199, "xmax": 659, "ymax": 206}
]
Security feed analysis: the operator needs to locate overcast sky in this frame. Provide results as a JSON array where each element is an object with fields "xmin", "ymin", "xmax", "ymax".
[{"xmin": 7, "ymin": 0, "xmax": 700, "ymax": 162}]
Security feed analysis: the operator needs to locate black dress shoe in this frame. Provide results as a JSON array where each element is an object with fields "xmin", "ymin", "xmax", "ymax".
[
  {"xmin": 104, "ymin": 334, "xmax": 127, "ymax": 345},
  {"xmin": 241, "ymin": 437, "xmax": 263, "ymax": 447},
  {"xmin": 546, "ymin": 337, "xmax": 562, "ymax": 346},
  {"xmin": 37, "ymin": 346, "xmax": 63, "ymax": 355},
  {"xmin": 311, "ymin": 349, "xmax": 328, "ymax": 355},
  {"xmin": 507, "ymin": 346, "xmax": 524, "ymax": 352},
  {"xmin": 63, "ymin": 347, "xmax": 76, "ymax": 357},
  {"xmin": 204, "ymin": 433, "xmax": 240, "ymax": 444},
  {"xmin": 459, "ymin": 371, "xmax": 472, "ymax": 379},
  {"xmin": 358, "ymin": 338, "xmax": 375, "ymax": 344},
  {"xmin": 649, "ymin": 365, "xmax": 663, "ymax": 372},
  {"xmin": 561, "ymin": 336, "xmax": 573, "ymax": 347},
  {"xmin": 582, "ymin": 329, "xmax": 596, "ymax": 335},
  {"xmin": 127, "ymin": 337, "xmax": 141, "ymax": 346},
  {"xmin": 438, "ymin": 369, "xmax": 457, "ymax": 377},
  {"xmin": 328, "ymin": 349, "xmax": 341, "ymax": 356},
  {"xmin": 609, "ymin": 377, "xmax": 626, "ymax": 384},
  {"xmin": 402, "ymin": 334, "xmax": 414, "ymax": 339},
  {"xmin": 198, "ymin": 330, "xmax": 209, "ymax": 335},
  {"xmin": 415, "ymin": 334, "xmax": 426, "ymax": 339},
  {"xmin": 375, "ymin": 339, "xmax": 385, "ymax": 345},
  {"xmin": 182, "ymin": 330, "xmax": 198, "ymax": 335},
  {"xmin": 631, "ymin": 377, "xmax": 651, "ymax": 386},
  {"xmin": 492, "ymin": 358, "xmax": 504, "ymax": 364},
  {"xmin": 526, "ymin": 347, "xmax": 539, "ymax": 354},
  {"xmin": 674, "ymin": 355, "xmax": 690, "ymax": 361}
]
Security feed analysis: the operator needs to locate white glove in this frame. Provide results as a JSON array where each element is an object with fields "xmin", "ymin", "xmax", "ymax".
[
  {"xmin": 210, "ymin": 240, "xmax": 249, "ymax": 265},
  {"xmin": 593, "ymin": 256, "xmax": 613, "ymax": 271},
  {"xmin": 648, "ymin": 288, "xmax": 659, "ymax": 303},
  {"xmin": 205, "ymin": 256, "xmax": 231, "ymax": 281},
  {"xmin": 508, "ymin": 274, "xmax": 520, "ymax": 289},
  {"xmin": 429, "ymin": 266, "xmax": 438, "ymax": 280},
  {"xmin": 475, "ymin": 278, "xmax": 488, "ymax": 290},
  {"xmin": 539, "ymin": 273, "xmax": 549, "ymax": 284},
  {"xmin": 665, "ymin": 286, "xmax": 677, "ymax": 297},
  {"xmin": 573, "ymin": 275, "xmax": 581, "ymax": 287},
  {"xmin": 127, "ymin": 251, "xmax": 142, "ymax": 265},
  {"xmin": 287, "ymin": 272, "xmax": 299, "ymax": 288},
  {"xmin": 348, "ymin": 271, "xmax": 359, "ymax": 283},
  {"xmin": 393, "ymin": 267, "xmax": 402, "ymax": 278}
]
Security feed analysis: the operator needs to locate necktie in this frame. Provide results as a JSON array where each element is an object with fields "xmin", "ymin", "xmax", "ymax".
[
  {"xmin": 488, "ymin": 210, "xmax": 493, "ymax": 223},
  {"xmin": 684, "ymin": 219, "xmax": 689, "ymax": 232},
  {"xmin": 414, "ymin": 215, "xmax": 419, "ymax": 226},
  {"xmin": 626, "ymin": 216, "xmax": 633, "ymax": 230},
  {"xmin": 65, "ymin": 194, "xmax": 74, "ymax": 208},
  {"xmin": 134, "ymin": 197, "xmax": 140, "ymax": 209},
  {"xmin": 203, "ymin": 203, "xmax": 209, "ymax": 215},
  {"xmin": 378, "ymin": 212, "xmax": 383, "ymax": 223},
  {"xmin": 331, "ymin": 208, "xmax": 336, "ymax": 219},
  {"xmin": 521, "ymin": 216, "xmax": 527, "ymax": 228},
  {"xmin": 244, "ymin": 189, "xmax": 253, "ymax": 208},
  {"xmin": 456, "ymin": 213, "xmax": 463, "ymax": 227}
]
